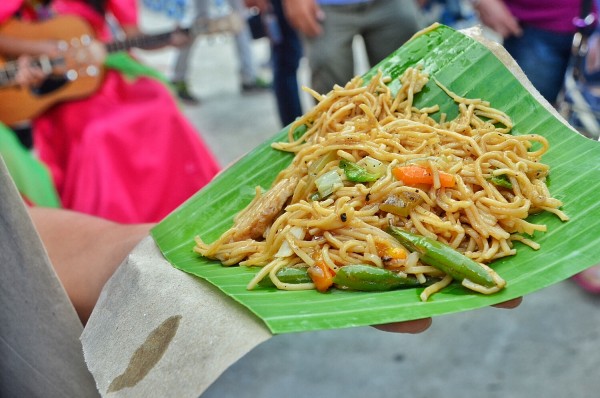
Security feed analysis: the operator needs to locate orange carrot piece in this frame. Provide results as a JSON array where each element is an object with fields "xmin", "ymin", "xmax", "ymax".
[
  {"xmin": 308, "ymin": 260, "xmax": 335, "ymax": 292},
  {"xmin": 375, "ymin": 241, "xmax": 407, "ymax": 260},
  {"xmin": 392, "ymin": 165, "xmax": 455, "ymax": 188}
]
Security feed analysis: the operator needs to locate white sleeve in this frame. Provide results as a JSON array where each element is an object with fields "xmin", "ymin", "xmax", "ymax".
[{"xmin": 0, "ymin": 156, "xmax": 100, "ymax": 397}]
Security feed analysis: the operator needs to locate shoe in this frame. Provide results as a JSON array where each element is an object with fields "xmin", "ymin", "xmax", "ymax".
[
  {"xmin": 172, "ymin": 81, "xmax": 200, "ymax": 105},
  {"xmin": 241, "ymin": 77, "xmax": 272, "ymax": 93}
]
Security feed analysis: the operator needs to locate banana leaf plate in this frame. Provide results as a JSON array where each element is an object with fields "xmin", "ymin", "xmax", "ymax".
[{"xmin": 151, "ymin": 24, "xmax": 600, "ymax": 334}]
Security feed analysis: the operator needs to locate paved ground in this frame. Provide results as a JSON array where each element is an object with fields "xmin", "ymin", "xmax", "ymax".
[{"xmin": 137, "ymin": 9, "xmax": 600, "ymax": 398}]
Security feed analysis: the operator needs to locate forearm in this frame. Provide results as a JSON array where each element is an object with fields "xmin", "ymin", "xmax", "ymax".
[
  {"xmin": 0, "ymin": 35, "xmax": 62, "ymax": 57},
  {"xmin": 28, "ymin": 206, "xmax": 154, "ymax": 324}
]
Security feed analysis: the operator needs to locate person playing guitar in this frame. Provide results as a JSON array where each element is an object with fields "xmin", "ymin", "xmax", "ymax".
[{"xmin": 0, "ymin": 0, "xmax": 222, "ymax": 224}]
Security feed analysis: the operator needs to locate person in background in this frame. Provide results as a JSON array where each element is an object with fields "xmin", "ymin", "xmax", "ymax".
[
  {"xmin": 568, "ymin": 0, "xmax": 600, "ymax": 294},
  {"xmin": 282, "ymin": 0, "xmax": 423, "ymax": 96},
  {"xmin": 171, "ymin": 0, "xmax": 271, "ymax": 103},
  {"xmin": 473, "ymin": 0, "xmax": 589, "ymax": 105},
  {"xmin": 245, "ymin": 0, "xmax": 304, "ymax": 126},
  {"xmin": 0, "ymin": 0, "xmax": 221, "ymax": 224}
]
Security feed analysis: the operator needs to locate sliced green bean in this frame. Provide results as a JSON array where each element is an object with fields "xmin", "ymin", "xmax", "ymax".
[
  {"xmin": 258, "ymin": 267, "xmax": 312, "ymax": 287},
  {"xmin": 339, "ymin": 159, "xmax": 380, "ymax": 182},
  {"xmin": 332, "ymin": 264, "xmax": 431, "ymax": 291},
  {"xmin": 489, "ymin": 174, "xmax": 513, "ymax": 189},
  {"xmin": 387, "ymin": 226, "xmax": 497, "ymax": 288}
]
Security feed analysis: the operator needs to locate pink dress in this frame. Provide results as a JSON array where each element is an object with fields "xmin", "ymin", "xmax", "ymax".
[{"xmin": 1, "ymin": 0, "xmax": 221, "ymax": 223}]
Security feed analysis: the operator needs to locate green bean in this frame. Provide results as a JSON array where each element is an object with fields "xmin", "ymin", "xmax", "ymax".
[
  {"xmin": 387, "ymin": 225, "xmax": 497, "ymax": 288},
  {"xmin": 258, "ymin": 267, "xmax": 312, "ymax": 287},
  {"xmin": 332, "ymin": 264, "xmax": 430, "ymax": 291},
  {"xmin": 489, "ymin": 174, "xmax": 513, "ymax": 189},
  {"xmin": 339, "ymin": 159, "xmax": 380, "ymax": 182}
]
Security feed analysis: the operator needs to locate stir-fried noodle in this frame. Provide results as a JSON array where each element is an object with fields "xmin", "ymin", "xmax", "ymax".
[{"xmin": 195, "ymin": 67, "xmax": 568, "ymax": 300}]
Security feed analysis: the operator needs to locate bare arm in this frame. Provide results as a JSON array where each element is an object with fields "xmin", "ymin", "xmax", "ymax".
[
  {"xmin": 28, "ymin": 206, "xmax": 154, "ymax": 324},
  {"xmin": 0, "ymin": 35, "xmax": 62, "ymax": 58}
]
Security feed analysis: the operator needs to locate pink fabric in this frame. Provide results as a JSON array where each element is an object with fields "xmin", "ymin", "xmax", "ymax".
[
  {"xmin": 0, "ymin": 0, "xmax": 22, "ymax": 22},
  {"xmin": 34, "ymin": 71, "xmax": 220, "ymax": 223},
  {"xmin": 52, "ymin": 0, "xmax": 138, "ymax": 41},
  {"xmin": 506, "ymin": 0, "xmax": 585, "ymax": 33},
  {"xmin": 5, "ymin": 0, "xmax": 221, "ymax": 223}
]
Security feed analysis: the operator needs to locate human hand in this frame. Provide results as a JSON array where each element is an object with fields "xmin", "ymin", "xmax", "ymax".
[
  {"xmin": 474, "ymin": 0, "xmax": 522, "ymax": 38},
  {"xmin": 373, "ymin": 318, "xmax": 433, "ymax": 333},
  {"xmin": 244, "ymin": 0, "xmax": 270, "ymax": 12},
  {"xmin": 372, "ymin": 297, "xmax": 522, "ymax": 333},
  {"xmin": 15, "ymin": 55, "xmax": 47, "ymax": 87},
  {"xmin": 586, "ymin": 32, "xmax": 600, "ymax": 75},
  {"xmin": 282, "ymin": 0, "xmax": 325, "ymax": 38}
]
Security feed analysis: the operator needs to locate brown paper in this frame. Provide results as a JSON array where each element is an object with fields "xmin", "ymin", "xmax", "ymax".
[{"xmin": 81, "ymin": 236, "xmax": 271, "ymax": 397}]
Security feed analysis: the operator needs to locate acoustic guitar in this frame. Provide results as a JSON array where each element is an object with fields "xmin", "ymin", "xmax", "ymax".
[{"xmin": 0, "ymin": 13, "xmax": 243, "ymax": 126}]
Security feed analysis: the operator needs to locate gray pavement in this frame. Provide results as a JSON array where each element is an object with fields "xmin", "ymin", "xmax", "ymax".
[{"xmin": 137, "ymin": 9, "xmax": 600, "ymax": 398}]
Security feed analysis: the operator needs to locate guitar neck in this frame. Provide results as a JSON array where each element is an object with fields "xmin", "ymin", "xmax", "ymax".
[
  {"xmin": 104, "ymin": 14, "xmax": 241, "ymax": 53},
  {"xmin": 105, "ymin": 28, "xmax": 190, "ymax": 53},
  {"xmin": 0, "ymin": 60, "xmax": 20, "ymax": 87}
]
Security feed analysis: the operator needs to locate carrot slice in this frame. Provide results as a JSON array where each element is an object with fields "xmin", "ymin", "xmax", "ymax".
[
  {"xmin": 308, "ymin": 260, "xmax": 335, "ymax": 292},
  {"xmin": 392, "ymin": 165, "xmax": 455, "ymax": 188}
]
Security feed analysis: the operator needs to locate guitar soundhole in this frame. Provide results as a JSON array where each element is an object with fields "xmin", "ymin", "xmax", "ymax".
[{"xmin": 31, "ymin": 75, "xmax": 69, "ymax": 96}]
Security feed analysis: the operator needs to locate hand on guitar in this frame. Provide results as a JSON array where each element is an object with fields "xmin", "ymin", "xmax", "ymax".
[
  {"xmin": 0, "ymin": 27, "xmax": 107, "ymax": 126},
  {"xmin": 0, "ymin": 34, "xmax": 106, "ymax": 83},
  {"xmin": 0, "ymin": 36, "xmax": 68, "ymax": 89},
  {"xmin": 14, "ymin": 55, "xmax": 48, "ymax": 88}
]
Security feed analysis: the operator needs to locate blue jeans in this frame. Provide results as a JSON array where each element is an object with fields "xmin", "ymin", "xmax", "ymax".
[
  {"xmin": 271, "ymin": 0, "xmax": 304, "ymax": 126},
  {"xmin": 503, "ymin": 25, "xmax": 574, "ymax": 104}
]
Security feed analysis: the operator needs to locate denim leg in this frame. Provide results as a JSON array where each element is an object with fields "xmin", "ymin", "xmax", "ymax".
[
  {"xmin": 504, "ymin": 26, "xmax": 573, "ymax": 104},
  {"xmin": 271, "ymin": 0, "xmax": 303, "ymax": 126}
]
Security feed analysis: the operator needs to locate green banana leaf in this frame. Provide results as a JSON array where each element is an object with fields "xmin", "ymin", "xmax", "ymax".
[{"xmin": 152, "ymin": 24, "xmax": 600, "ymax": 334}]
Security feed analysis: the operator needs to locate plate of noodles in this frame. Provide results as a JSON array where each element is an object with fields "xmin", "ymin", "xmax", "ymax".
[{"xmin": 152, "ymin": 24, "xmax": 600, "ymax": 334}]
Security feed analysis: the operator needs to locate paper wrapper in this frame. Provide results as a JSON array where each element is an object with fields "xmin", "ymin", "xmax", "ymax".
[
  {"xmin": 81, "ymin": 236, "xmax": 271, "ymax": 397},
  {"xmin": 80, "ymin": 25, "xmax": 586, "ymax": 397}
]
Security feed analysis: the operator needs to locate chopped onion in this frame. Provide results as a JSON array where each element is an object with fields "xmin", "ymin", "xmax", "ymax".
[
  {"xmin": 315, "ymin": 169, "xmax": 344, "ymax": 198},
  {"xmin": 275, "ymin": 226, "xmax": 306, "ymax": 257},
  {"xmin": 358, "ymin": 156, "xmax": 386, "ymax": 177}
]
